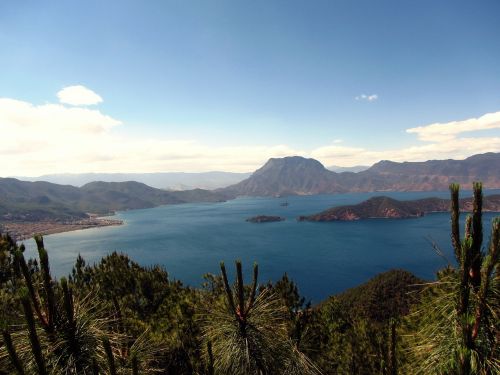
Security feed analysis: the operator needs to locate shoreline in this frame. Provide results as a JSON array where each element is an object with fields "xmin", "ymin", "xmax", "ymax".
[
  {"xmin": 2, "ymin": 190, "xmax": 499, "ymax": 241},
  {"xmin": 0, "ymin": 217, "xmax": 123, "ymax": 242}
]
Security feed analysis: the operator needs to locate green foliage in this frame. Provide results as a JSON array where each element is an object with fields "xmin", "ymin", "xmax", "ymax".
[
  {"xmin": 1, "ymin": 329, "xmax": 25, "ymax": 375},
  {"xmin": 335, "ymin": 269, "xmax": 423, "ymax": 323},
  {"xmin": 0, "ymin": 236, "xmax": 161, "ymax": 374},
  {"xmin": 404, "ymin": 183, "xmax": 499, "ymax": 374},
  {"xmin": 1, "ymin": 181, "xmax": 498, "ymax": 375},
  {"xmin": 266, "ymin": 273, "xmax": 313, "ymax": 351},
  {"xmin": 201, "ymin": 261, "xmax": 321, "ymax": 374},
  {"xmin": 304, "ymin": 271, "xmax": 418, "ymax": 375},
  {"xmin": 69, "ymin": 251, "xmax": 200, "ymax": 373}
]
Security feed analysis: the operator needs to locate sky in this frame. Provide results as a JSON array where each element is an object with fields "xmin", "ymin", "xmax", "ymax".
[{"xmin": 1, "ymin": 0, "xmax": 500, "ymax": 176}]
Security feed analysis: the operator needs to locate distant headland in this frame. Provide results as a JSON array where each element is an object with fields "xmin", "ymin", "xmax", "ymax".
[{"xmin": 299, "ymin": 195, "xmax": 500, "ymax": 222}]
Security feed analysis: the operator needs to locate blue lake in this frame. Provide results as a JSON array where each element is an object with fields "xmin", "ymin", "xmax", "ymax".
[{"xmin": 23, "ymin": 190, "xmax": 500, "ymax": 302}]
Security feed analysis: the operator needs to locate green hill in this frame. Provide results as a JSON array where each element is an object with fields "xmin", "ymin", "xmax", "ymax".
[{"xmin": 0, "ymin": 178, "xmax": 231, "ymax": 221}]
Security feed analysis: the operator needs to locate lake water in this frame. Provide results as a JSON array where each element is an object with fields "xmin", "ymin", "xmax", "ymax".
[{"xmin": 23, "ymin": 190, "xmax": 500, "ymax": 302}]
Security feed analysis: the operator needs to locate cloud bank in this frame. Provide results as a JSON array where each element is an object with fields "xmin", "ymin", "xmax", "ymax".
[
  {"xmin": 1, "ymin": 87, "xmax": 499, "ymax": 176},
  {"xmin": 406, "ymin": 111, "xmax": 500, "ymax": 142}
]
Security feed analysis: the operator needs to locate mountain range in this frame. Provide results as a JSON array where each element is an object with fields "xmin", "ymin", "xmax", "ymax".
[
  {"xmin": 221, "ymin": 152, "xmax": 500, "ymax": 197},
  {"xmin": 327, "ymin": 165, "xmax": 369, "ymax": 173},
  {"xmin": 1, "ymin": 152, "xmax": 499, "ymax": 221},
  {"xmin": 0, "ymin": 179, "xmax": 230, "ymax": 221},
  {"xmin": 14, "ymin": 171, "xmax": 251, "ymax": 190}
]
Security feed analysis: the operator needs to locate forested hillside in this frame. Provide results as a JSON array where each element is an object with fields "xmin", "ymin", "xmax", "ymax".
[
  {"xmin": 0, "ymin": 178, "xmax": 231, "ymax": 221},
  {"xmin": 0, "ymin": 183, "xmax": 498, "ymax": 374}
]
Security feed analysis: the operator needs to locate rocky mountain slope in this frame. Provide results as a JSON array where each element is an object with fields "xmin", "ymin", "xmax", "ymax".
[
  {"xmin": 222, "ymin": 156, "xmax": 344, "ymax": 196},
  {"xmin": 222, "ymin": 153, "xmax": 500, "ymax": 197}
]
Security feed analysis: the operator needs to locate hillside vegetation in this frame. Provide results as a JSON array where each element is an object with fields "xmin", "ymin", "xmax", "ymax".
[
  {"xmin": 0, "ymin": 183, "xmax": 498, "ymax": 374},
  {"xmin": 0, "ymin": 178, "xmax": 231, "ymax": 221}
]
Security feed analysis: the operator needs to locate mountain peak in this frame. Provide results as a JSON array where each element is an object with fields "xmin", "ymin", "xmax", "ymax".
[
  {"xmin": 224, "ymin": 156, "xmax": 338, "ymax": 196},
  {"xmin": 367, "ymin": 160, "xmax": 399, "ymax": 172},
  {"xmin": 222, "ymin": 152, "xmax": 500, "ymax": 197},
  {"xmin": 255, "ymin": 156, "xmax": 327, "ymax": 176}
]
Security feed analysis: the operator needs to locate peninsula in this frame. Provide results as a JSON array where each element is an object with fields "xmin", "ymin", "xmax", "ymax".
[{"xmin": 299, "ymin": 195, "xmax": 500, "ymax": 222}]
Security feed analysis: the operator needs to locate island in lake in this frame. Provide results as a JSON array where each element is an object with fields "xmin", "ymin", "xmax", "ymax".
[
  {"xmin": 246, "ymin": 215, "xmax": 285, "ymax": 223},
  {"xmin": 299, "ymin": 195, "xmax": 500, "ymax": 222}
]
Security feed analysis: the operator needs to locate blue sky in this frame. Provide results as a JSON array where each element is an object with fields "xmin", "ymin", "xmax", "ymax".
[{"xmin": 1, "ymin": 0, "xmax": 500, "ymax": 175}]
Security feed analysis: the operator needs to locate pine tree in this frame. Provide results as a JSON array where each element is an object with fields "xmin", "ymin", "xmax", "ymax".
[
  {"xmin": 201, "ymin": 260, "xmax": 322, "ymax": 374},
  {"xmin": 407, "ymin": 183, "xmax": 499, "ymax": 374},
  {"xmin": 1, "ymin": 236, "xmax": 158, "ymax": 374}
]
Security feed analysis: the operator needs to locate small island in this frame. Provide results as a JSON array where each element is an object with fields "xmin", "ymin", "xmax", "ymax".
[
  {"xmin": 246, "ymin": 215, "xmax": 285, "ymax": 223},
  {"xmin": 299, "ymin": 195, "xmax": 500, "ymax": 222}
]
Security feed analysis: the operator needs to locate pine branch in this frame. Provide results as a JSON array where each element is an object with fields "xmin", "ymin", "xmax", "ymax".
[
  {"xmin": 245, "ymin": 262, "xmax": 259, "ymax": 316},
  {"xmin": 450, "ymin": 183, "xmax": 461, "ymax": 262},
  {"xmin": 472, "ymin": 218, "xmax": 499, "ymax": 340},
  {"xmin": 220, "ymin": 261, "xmax": 237, "ymax": 317},
  {"xmin": 207, "ymin": 341, "xmax": 214, "ymax": 375},
  {"xmin": 34, "ymin": 235, "xmax": 56, "ymax": 334},
  {"xmin": 103, "ymin": 337, "xmax": 117, "ymax": 375},
  {"xmin": 1, "ymin": 329, "xmax": 25, "ymax": 375},
  {"xmin": 21, "ymin": 290, "xmax": 47, "ymax": 375},
  {"xmin": 235, "ymin": 260, "xmax": 245, "ymax": 320},
  {"xmin": 14, "ymin": 250, "xmax": 47, "ymax": 328},
  {"xmin": 92, "ymin": 357, "xmax": 99, "ymax": 375},
  {"xmin": 470, "ymin": 182, "xmax": 483, "ymax": 289},
  {"xmin": 131, "ymin": 353, "xmax": 139, "ymax": 375}
]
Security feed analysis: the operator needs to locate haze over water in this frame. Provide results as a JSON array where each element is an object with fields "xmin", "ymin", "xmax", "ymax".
[{"xmin": 23, "ymin": 190, "xmax": 500, "ymax": 302}]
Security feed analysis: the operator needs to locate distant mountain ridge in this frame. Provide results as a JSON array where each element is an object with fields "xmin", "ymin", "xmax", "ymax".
[
  {"xmin": 222, "ymin": 152, "xmax": 500, "ymax": 197},
  {"xmin": 328, "ymin": 165, "xmax": 369, "ymax": 173},
  {"xmin": 2, "ymin": 152, "xmax": 500, "ymax": 222},
  {"xmin": 0, "ymin": 178, "xmax": 230, "ymax": 221},
  {"xmin": 14, "ymin": 171, "xmax": 251, "ymax": 190}
]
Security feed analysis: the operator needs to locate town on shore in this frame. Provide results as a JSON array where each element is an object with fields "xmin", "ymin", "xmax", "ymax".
[{"xmin": 0, "ymin": 216, "xmax": 123, "ymax": 241}]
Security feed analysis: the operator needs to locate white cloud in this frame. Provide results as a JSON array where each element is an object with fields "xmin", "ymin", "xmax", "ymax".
[
  {"xmin": 0, "ymin": 98, "xmax": 120, "ymax": 135},
  {"xmin": 355, "ymin": 94, "xmax": 378, "ymax": 102},
  {"xmin": 57, "ymin": 85, "xmax": 103, "ymax": 106},
  {"xmin": 311, "ymin": 137, "xmax": 500, "ymax": 167},
  {"xmin": 406, "ymin": 111, "xmax": 500, "ymax": 142},
  {"xmin": 0, "ymin": 95, "xmax": 303, "ymax": 176},
  {"xmin": 310, "ymin": 111, "xmax": 500, "ymax": 167},
  {"xmin": 1, "ymin": 90, "xmax": 499, "ymax": 176}
]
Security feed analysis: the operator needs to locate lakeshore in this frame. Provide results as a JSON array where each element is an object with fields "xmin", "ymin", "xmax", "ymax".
[
  {"xmin": 0, "ymin": 216, "xmax": 123, "ymax": 241},
  {"xmin": 21, "ymin": 191, "xmax": 500, "ymax": 301}
]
